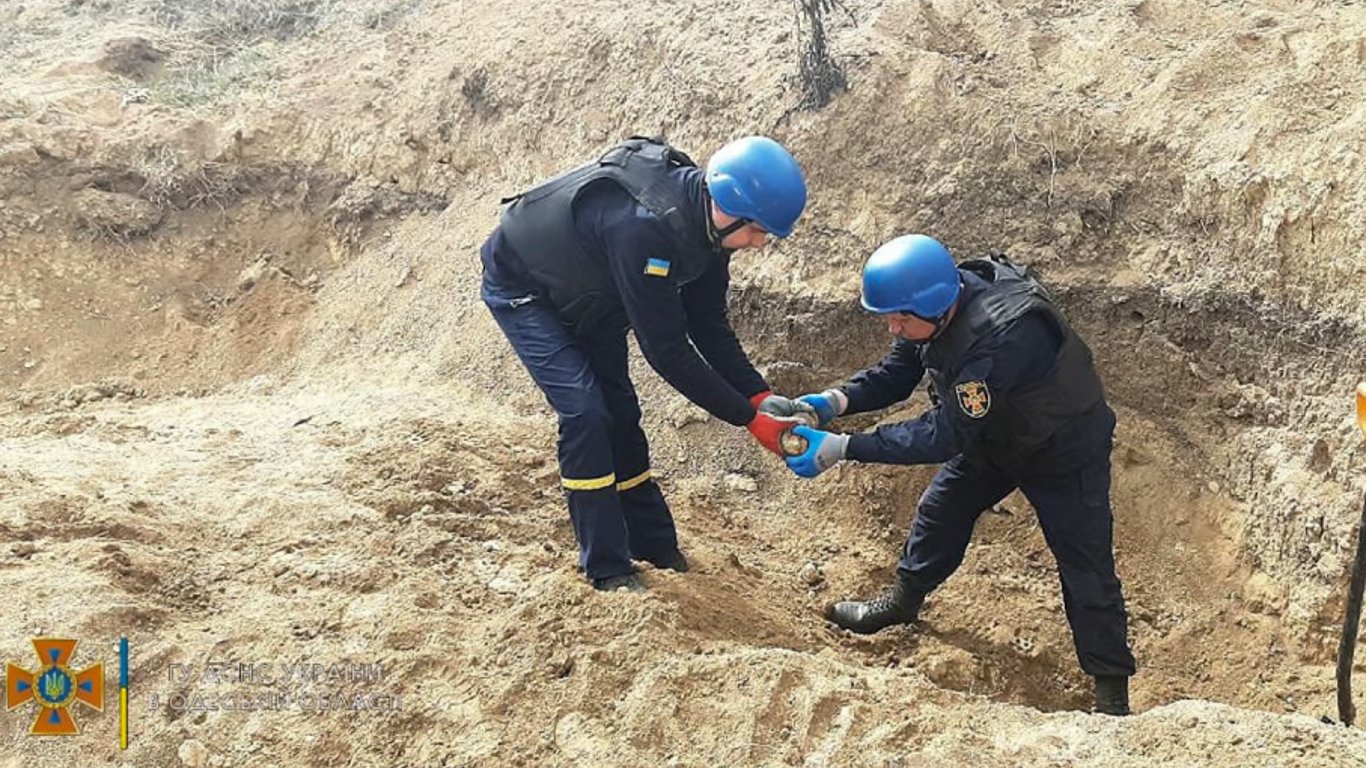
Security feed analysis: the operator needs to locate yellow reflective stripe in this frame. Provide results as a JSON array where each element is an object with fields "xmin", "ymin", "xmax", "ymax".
[
  {"xmin": 616, "ymin": 470, "xmax": 652, "ymax": 491},
  {"xmin": 562, "ymin": 473, "xmax": 616, "ymax": 491}
]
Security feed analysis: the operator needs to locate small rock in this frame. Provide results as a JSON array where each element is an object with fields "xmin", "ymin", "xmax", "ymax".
[
  {"xmin": 1188, "ymin": 361, "xmax": 1215, "ymax": 382},
  {"xmin": 1263, "ymin": 396, "xmax": 1284, "ymax": 423},
  {"xmin": 0, "ymin": 142, "xmax": 39, "ymax": 166},
  {"xmin": 236, "ymin": 258, "xmax": 269, "ymax": 292},
  {"xmin": 483, "ymin": 540, "xmax": 503, "ymax": 553},
  {"xmin": 98, "ymin": 37, "xmax": 165, "ymax": 81},
  {"xmin": 724, "ymin": 473, "xmax": 758, "ymax": 493},
  {"xmin": 72, "ymin": 189, "xmax": 162, "ymax": 238},
  {"xmin": 1120, "ymin": 445, "xmax": 1154, "ymax": 468},
  {"xmin": 244, "ymin": 374, "xmax": 274, "ymax": 394},
  {"xmin": 12, "ymin": 542, "xmax": 37, "ymax": 559},
  {"xmin": 670, "ymin": 406, "xmax": 708, "ymax": 429},
  {"xmin": 799, "ymin": 561, "xmax": 824, "ymax": 586},
  {"xmin": 548, "ymin": 651, "xmax": 575, "ymax": 678},
  {"xmin": 23, "ymin": 298, "xmax": 42, "ymax": 311},
  {"xmin": 178, "ymin": 739, "xmax": 209, "ymax": 768},
  {"xmin": 1207, "ymin": 480, "xmax": 1221, "ymax": 495},
  {"xmin": 487, "ymin": 568, "xmax": 525, "ymax": 595}
]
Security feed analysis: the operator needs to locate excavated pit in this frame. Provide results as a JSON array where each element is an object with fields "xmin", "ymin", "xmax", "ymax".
[{"xmin": 721, "ymin": 279, "xmax": 1364, "ymax": 714}]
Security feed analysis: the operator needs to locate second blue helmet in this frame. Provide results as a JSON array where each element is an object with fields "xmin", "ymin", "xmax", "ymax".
[{"xmin": 860, "ymin": 235, "xmax": 961, "ymax": 318}]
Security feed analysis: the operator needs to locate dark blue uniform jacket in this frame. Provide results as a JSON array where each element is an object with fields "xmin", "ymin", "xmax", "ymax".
[
  {"xmin": 843, "ymin": 271, "xmax": 1114, "ymax": 475},
  {"xmin": 481, "ymin": 168, "xmax": 766, "ymax": 427}
]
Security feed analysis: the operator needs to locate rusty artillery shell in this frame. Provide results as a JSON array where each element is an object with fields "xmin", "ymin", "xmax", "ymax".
[{"xmin": 780, "ymin": 429, "xmax": 808, "ymax": 456}]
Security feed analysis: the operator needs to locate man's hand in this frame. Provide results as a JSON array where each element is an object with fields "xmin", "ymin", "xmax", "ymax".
[
  {"xmin": 784, "ymin": 426, "xmax": 850, "ymax": 478},
  {"xmin": 755, "ymin": 393, "xmax": 819, "ymax": 423},
  {"xmin": 747, "ymin": 411, "xmax": 803, "ymax": 456},
  {"xmin": 797, "ymin": 389, "xmax": 848, "ymax": 427}
]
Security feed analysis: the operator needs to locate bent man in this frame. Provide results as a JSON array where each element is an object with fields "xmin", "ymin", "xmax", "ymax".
[
  {"xmin": 481, "ymin": 136, "xmax": 808, "ymax": 592},
  {"xmin": 785, "ymin": 234, "xmax": 1136, "ymax": 715}
]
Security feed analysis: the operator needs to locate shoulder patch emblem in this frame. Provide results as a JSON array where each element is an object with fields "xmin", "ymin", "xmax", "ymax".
[
  {"xmin": 645, "ymin": 258, "xmax": 671, "ymax": 277},
  {"xmin": 955, "ymin": 380, "xmax": 991, "ymax": 419}
]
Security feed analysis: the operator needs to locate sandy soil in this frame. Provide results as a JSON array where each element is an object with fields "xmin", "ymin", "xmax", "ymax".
[{"xmin": 2, "ymin": 0, "xmax": 1366, "ymax": 765}]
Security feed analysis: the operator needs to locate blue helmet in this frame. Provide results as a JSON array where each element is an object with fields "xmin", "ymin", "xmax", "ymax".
[
  {"xmin": 705, "ymin": 136, "xmax": 807, "ymax": 238},
  {"xmin": 860, "ymin": 235, "xmax": 961, "ymax": 317}
]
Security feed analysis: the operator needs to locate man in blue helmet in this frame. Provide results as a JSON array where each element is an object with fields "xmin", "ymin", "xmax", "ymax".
[
  {"xmin": 480, "ymin": 135, "xmax": 810, "ymax": 593},
  {"xmin": 783, "ymin": 234, "xmax": 1136, "ymax": 716}
]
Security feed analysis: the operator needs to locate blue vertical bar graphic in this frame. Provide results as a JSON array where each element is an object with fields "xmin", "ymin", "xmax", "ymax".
[{"xmin": 119, "ymin": 637, "xmax": 129, "ymax": 749}]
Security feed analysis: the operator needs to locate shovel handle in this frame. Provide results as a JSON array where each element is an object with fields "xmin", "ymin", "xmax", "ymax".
[{"xmin": 1336, "ymin": 383, "xmax": 1366, "ymax": 725}]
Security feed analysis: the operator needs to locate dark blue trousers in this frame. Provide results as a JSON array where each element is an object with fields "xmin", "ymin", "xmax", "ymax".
[
  {"xmin": 898, "ymin": 445, "xmax": 1137, "ymax": 677},
  {"xmin": 483, "ymin": 290, "xmax": 678, "ymax": 583}
]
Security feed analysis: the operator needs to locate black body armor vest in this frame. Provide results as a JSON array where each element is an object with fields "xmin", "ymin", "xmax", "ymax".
[
  {"xmin": 923, "ymin": 255, "xmax": 1105, "ymax": 462},
  {"xmin": 499, "ymin": 137, "xmax": 711, "ymax": 334}
]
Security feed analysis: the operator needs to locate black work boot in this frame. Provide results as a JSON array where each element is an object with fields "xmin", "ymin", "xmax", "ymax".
[
  {"xmin": 1094, "ymin": 675, "xmax": 1131, "ymax": 716},
  {"xmin": 593, "ymin": 573, "xmax": 646, "ymax": 593},
  {"xmin": 650, "ymin": 550, "xmax": 689, "ymax": 573},
  {"xmin": 827, "ymin": 575, "xmax": 925, "ymax": 634}
]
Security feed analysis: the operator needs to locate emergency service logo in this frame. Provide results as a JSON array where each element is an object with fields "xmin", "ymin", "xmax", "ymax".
[
  {"xmin": 955, "ymin": 380, "xmax": 991, "ymax": 419},
  {"xmin": 5, "ymin": 637, "xmax": 104, "ymax": 735}
]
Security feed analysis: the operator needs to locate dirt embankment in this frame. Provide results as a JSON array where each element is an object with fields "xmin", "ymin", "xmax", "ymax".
[{"xmin": 2, "ymin": 1, "xmax": 1366, "ymax": 766}]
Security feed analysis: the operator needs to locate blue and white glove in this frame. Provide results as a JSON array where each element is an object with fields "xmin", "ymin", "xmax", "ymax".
[
  {"xmin": 796, "ymin": 389, "xmax": 848, "ymax": 428},
  {"xmin": 784, "ymin": 425, "xmax": 851, "ymax": 478}
]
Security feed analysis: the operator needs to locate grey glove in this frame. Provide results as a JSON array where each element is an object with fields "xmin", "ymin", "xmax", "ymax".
[{"xmin": 756, "ymin": 394, "xmax": 819, "ymax": 424}]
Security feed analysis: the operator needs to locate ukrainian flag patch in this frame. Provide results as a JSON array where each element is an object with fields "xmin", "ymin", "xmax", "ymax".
[{"xmin": 645, "ymin": 258, "xmax": 671, "ymax": 277}]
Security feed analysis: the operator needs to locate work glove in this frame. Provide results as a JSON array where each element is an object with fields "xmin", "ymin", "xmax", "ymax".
[
  {"xmin": 784, "ymin": 425, "xmax": 850, "ymax": 478},
  {"xmin": 755, "ymin": 393, "xmax": 820, "ymax": 423},
  {"xmin": 747, "ymin": 411, "xmax": 803, "ymax": 457},
  {"xmin": 797, "ymin": 389, "xmax": 849, "ymax": 428}
]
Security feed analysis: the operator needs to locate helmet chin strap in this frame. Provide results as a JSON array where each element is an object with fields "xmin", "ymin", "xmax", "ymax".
[
  {"xmin": 914, "ymin": 280, "xmax": 963, "ymax": 343},
  {"xmin": 714, "ymin": 217, "xmax": 751, "ymax": 241},
  {"xmin": 927, "ymin": 313, "xmax": 954, "ymax": 340},
  {"xmin": 926, "ymin": 288, "xmax": 962, "ymax": 341},
  {"xmin": 703, "ymin": 188, "xmax": 751, "ymax": 247}
]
